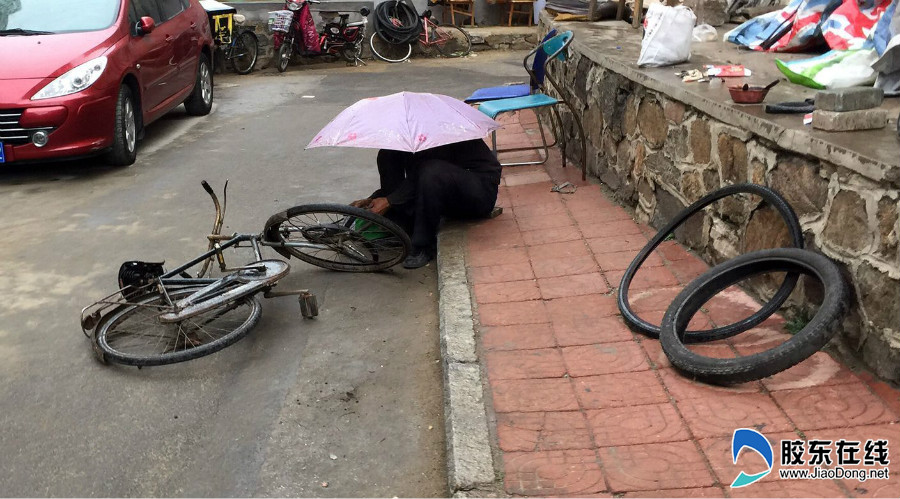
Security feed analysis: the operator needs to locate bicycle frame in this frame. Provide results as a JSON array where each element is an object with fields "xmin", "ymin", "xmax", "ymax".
[{"xmin": 418, "ymin": 15, "xmax": 448, "ymax": 48}]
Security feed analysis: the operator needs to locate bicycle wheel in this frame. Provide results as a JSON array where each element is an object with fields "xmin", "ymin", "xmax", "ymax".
[
  {"xmin": 95, "ymin": 287, "xmax": 261, "ymax": 366},
  {"xmin": 263, "ymin": 203, "xmax": 411, "ymax": 272},
  {"xmin": 231, "ymin": 30, "xmax": 259, "ymax": 74},
  {"xmin": 369, "ymin": 32, "xmax": 412, "ymax": 63},
  {"xmin": 341, "ymin": 41, "xmax": 363, "ymax": 63},
  {"xmin": 276, "ymin": 42, "xmax": 292, "ymax": 72},
  {"xmin": 431, "ymin": 24, "xmax": 471, "ymax": 58}
]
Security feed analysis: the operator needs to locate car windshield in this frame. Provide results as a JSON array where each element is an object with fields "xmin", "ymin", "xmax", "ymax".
[{"xmin": 0, "ymin": 0, "xmax": 121, "ymax": 34}]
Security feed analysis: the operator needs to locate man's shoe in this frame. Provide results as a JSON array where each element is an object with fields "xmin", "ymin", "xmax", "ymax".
[{"xmin": 402, "ymin": 250, "xmax": 433, "ymax": 269}]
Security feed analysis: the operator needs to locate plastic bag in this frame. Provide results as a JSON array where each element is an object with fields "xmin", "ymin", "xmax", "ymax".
[
  {"xmin": 776, "ymin": 49, "xmax": 878, "ymax": 89},
  {"xmin": 638, "ymin": 4, "xmax": 697, "ymax": 67},
  {"xmin": 693, "ymin": 24, "xmax": 718, "ymax": 42}
]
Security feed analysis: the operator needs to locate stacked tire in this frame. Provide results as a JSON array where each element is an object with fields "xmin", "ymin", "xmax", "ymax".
[{"xmin": 617, "ymin": 184, "xmax": 849, "ymax": 385}]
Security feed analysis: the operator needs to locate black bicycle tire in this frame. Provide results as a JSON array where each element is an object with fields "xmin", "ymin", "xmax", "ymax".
[
  {"xmin": 369, "ymin": 32, "xmax": 412, "ymax": 62},
  {"xmin": 95, "ymin": 288, "xmax": 262, "ymax": 366},
  {"xmin": 232, "ymin": 30, "xmax": 259, "ymax": 75},
  {"xmin": 276, "ymin": 42, "xmax": 291, "ymax": 72},
  {"xmin": 618, "ymin": 183, "xmax": 803, "ymax": 342},
  {"xmin": 432, "ymin": 24, "xmax": 471, "ymax": 58},
  {"xmin": 659, "ymin": 248, "xmax": 848, "ymax": 385},
  {"xmin": 263, "ymin": 203, "xmax": 412, "ymax": 272}
]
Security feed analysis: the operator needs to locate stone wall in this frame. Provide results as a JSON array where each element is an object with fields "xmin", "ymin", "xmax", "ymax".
[{"xmin": 541, "ymin": 43, "xmax": 900, "ymax": 381}]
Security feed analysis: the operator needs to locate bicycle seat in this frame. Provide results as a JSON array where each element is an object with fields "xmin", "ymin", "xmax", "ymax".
[
  {"xmin": 422, "ymin": 9, "xmax": 432, "ymax": 18},
  {"xmin": 233, "ymin": 13, "xmax": 246, "ymax": 24},
  {"xmin": 339, "ymin": 13, "xmax": 350, "ymax": 19}
]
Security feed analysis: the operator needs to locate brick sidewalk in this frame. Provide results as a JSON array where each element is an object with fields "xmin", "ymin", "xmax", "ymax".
[{"xmin": 465, "ymin": 111, "xmax": 900, "ymax": 498}]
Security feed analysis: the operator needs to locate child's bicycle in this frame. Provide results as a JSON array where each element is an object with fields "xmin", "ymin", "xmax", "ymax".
[
  {"xmin": 369, "ymin": 1, "xmax": 472, "ymax": 63},
  {"xmin": 80, "ymin": 181, "xmax": 410, "ymax": 367}
]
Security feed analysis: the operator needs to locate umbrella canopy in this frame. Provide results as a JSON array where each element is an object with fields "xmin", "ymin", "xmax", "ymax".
[{"xmin": 307, "ymin": 91, "xmax": 502, "ymax": 153}]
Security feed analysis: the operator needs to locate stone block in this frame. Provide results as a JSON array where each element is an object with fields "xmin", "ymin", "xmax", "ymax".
[
  {"xmin": 815, "ymin": 87, "xmax": 884, "ymax": 112},
  {"xmin": 823, "ymin": 190, "xmax": 872, "ymax": 253},
  {"xmin": 638, "ymin": 97, "xmax": 667, "ymax": 148},
  {"xmin": 877, "ymin": 197, "xmax": 898, "ymax": 259},
  {"xmin": 768, "ymin": 157, "xmax": 829, "ymax": 217},
  {"xmin": 856, "ymin": 263, "xmax": 900, "ymax": 336},
  {"xmin": 632, "ymin": 142, "xmax": 646, "ymax": 179},
  {"xmin": 665, "ymin": 100, "xmax": 686, "ymax": 124},
  {"xmin": 812, "ymin": 109, "xmax": 888, "ymax": 132},
  {"xmin": 653, "ymin": 189, "xmax": 706, "ymax": 248},
  {"xmin": 743, "ymin": 205, "xmax": 793, "ymax": 253},
  {"xmin": 716, "ymin": 133, "xmax": 747, "ymax": 183},
  {"xmin": 690, "ymin": 120, "xmax": 711, "ymax": 164}
]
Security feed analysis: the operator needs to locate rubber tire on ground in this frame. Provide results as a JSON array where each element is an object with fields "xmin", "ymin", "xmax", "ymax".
[
  {"xmin": 618, "ymin": 183, "xmax": 804, "ymax": 343},
  {"xmin": 432, "ymin": 24, "xmax": 471, "ymax": 58},
  {"xmin": 263, "ymin": 203, "xmax": 412, "ymax": 272},
  {"xmin": 369, "ymin": 32, "xmax": 412, "ymax": 63},
  {"xmin": 660, "ymin": 248, "xmax": 848, "ymax": 385},
  {"xmin": 184, "ymin": 53, "xmax": 213, "ymax": 116},
  {"xmin": 276, "ymin": 43, "xmax": 291, "ymax": 72},
  {"xmin": 232, "ymin": 30, "xmax": 259, "ymax": 74},
  {"xmin": 105, "ymin": 85, "xmax": 138, "ymax": 166},
  {"xmin": 94, "ymin": 288, "xmax": 262, "ymax": 366}
]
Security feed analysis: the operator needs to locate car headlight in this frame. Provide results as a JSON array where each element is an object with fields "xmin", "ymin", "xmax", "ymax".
[{"xmin": 31, "ymin": 56, "xmax": 108, "ymax": 101}]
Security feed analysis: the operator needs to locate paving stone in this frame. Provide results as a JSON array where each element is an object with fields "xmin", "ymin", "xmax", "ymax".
[
  {"xmin": 517, "ymin": 213, "xmax": 576, "ymax": 232},
  {"xmin": 640, "ymin": 338, "xmax": 735, "ymax": 370},
  {"xmin": 553, "ymin": 316, "xmax": 635, "ymax": 347},
  {"xmin": 599, "ymin": 441, "xmax": 716, "ymax": 492},
  {"xmin": 561, "ymin": 341, "xmax": 651, "ymax": 377},
  {"xmin": 605, "ymin": 265, "xmax": 680, "ymax": 291},
  {"xmin": 574, "ymin": 371, "xmax": 669, "ymax": 409},
  {"xmin": 800, "ymin": 424, "xmax": 900, "ymax": 496},
  {"xmin": 579, "ymin": 219, "xmax": 645, "ymax": 239},
  {"xmin": 816, "ymin": 87, "xmax": 884, "ymax": 112},
  {"xmin": 639, "ymin": 310, "xmax": 715, "ymax": 332},
  {"xmin": 760, "ymin": 351, "xmax": 860, "ymax": 392},
  {"xmin": 627, "ymin": 286, "xmax": 684, "ymax": 313},
  {"xmin": 496, "ymin": 412, "xmax": 594, "ymax": 452},
  {"xmin": 658, "ymin": 368, "xmax": 764, "ymax": 401},
  {"xmin": 527, "ymin": 240, "xmax": 591, "ymax": 262},
  {"xmin": 622, "ymin": 487, "xmax": 726, "ymax": 498},
  {"xmin": 481, "ymin": 323, "xmax": 557, "ymax": 352},
  {"xmin": 503, "ymin": 449, "xmax": 608, "ymax": 496},
  {"xmin": 727, "ymin": 478, "xmax": 849, "ymax": 498},
  {"xmin": 772, "ymin": 383, "xmax": 899, "ymax": 431},
  {"xmin": 470, "ymin": 262, "xmax": 535, "ymax": 284},
  {"xmin": 467, "ymin": 230, "xmax": 525, "ymax": 251},
  {"xmin": 666, "ymin": 256, "xmax": 711, "ymax": 284},
  {"xmin": 594, "ymin": 249, "xmax": 664, "ymax": 272},
  {"xmin": 474, "ymin": 280, "xmax": 541, "ymax": 304},
  {"xmin": 569, "ymin": 204, "xmax": 634, "ymax": 224},
  {"xmin": 478, "ymin": 300, "xmax": 550, "ymax": 326},
  {"xmin": 812, "ymin": 109, "xmax": 888, "ymax": 131},
  {"xmin": 586, "ymin": 403, "xmax": 689, "ymax": 447},
  {"xmin": 513, "ymin": 201, "xmax": 569, "ymax": 219},
  {"xmin": 468, "ymin": 246, "xmax": 530, "ymax": 268},
  {"xmin": 539, "ymin": 272, "xmax": 611, "ymax": 299},
  {"xmin": 676, "ymin": 392, "xmax": 794, "ymax": 438},
  {"xmin": 487, "ymin": 348, "xmax": 568, "ymax": 381},
  {"xmin": 522, "ymin": 225, "xmax": 584, "ymax": 246},
  {"xmin": 532, "ymin": 255, "xmax": 601, "ymax": 279},
  {"xmin": 585, "ymin": 234, "xmax": 648, "ymax": 255},
  {"xmin": 505, "ymin": 171, "xmax": 554, "ymax": 187},
  {"xmin": 492, "ymin": 378, "xmax": 580, "ymax": 413},
  {"xmin": 545, "ymin": 294, "xmax": 620, "ymax": 329},
  {"xmin": 654, "ymin": 240, "xmax": 695, "ymax": 261}
]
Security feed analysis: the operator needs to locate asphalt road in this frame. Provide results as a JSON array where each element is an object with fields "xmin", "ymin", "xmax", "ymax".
[{"xmin": 0, "ymin": 52, "xmax": 524, "ymax": 497}]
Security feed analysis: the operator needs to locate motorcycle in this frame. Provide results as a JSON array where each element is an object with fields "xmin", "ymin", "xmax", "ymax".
[{"xmin": 270, "ymin": 0, "xmax": 370, "ymax": 71}]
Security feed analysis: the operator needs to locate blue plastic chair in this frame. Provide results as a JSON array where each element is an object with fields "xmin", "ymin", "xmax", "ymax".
[
  {"xmin": 477, "ymin": 31, "xmax": 585, "ymax": 179},
  {"xmin": 463, "ymin": 29, "xmax": 558, "ymax": 104}
]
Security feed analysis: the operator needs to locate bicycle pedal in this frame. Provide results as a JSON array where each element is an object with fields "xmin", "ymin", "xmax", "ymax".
[{"xmin": 299, "ymin": 291, "xmax": 318, "ymax": 319}]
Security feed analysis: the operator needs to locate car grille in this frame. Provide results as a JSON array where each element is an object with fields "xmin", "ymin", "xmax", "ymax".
[{"xmin": 0, "ymin": 109, "xmax": 54, "ymax": 145}]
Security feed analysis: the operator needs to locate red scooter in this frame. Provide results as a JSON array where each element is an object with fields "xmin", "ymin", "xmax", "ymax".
[{"xmin": 270, "ymin": 0, "xmax": 370, "ymax": 71}]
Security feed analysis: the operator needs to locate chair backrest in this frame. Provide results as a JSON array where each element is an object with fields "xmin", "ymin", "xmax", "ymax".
[
  {"xmin": 529, "ymin": 28, "xmax": 558, "ymax": 91},
  {"xmin": 526, "ymin": 30, "xmax": 574, "ymax": 92}
]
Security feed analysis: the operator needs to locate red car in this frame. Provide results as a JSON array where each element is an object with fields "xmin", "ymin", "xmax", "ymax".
[{"xmin": 0, "ymin": 0, "xmax": 215, "ymax": 166}]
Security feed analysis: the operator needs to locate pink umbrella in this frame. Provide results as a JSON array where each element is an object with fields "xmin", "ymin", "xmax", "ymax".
[{"xmin": 307, "ymin": 91, "xmax": 502, "ymax": 153}]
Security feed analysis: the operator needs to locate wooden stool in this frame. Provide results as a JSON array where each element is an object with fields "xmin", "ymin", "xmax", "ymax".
[
  {"xmin": 508, "ymin": 0, "xmax": 533, "ymax": 26},
  {"xmin": 448, "ymin": 0, "xmax": 475, "ymax": 26}
]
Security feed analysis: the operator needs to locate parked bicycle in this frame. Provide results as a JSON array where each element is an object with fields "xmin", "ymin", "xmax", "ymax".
[
  {"xmin": 80, "ymin": 181, "xmax": 411, "ymax": 367},
  {"xmin": 270, "ymin": 0, "xmax": 370, "ymax": 72},
  {"xmin": 211, "ymin": 10, "xmax": 259, "ymax": 74},
  {"xmin": 370, "ymin": 0, "xmax": 472, "ymax": 63}
]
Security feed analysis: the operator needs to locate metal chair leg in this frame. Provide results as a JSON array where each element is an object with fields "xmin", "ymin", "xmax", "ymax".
[
  {"xmin": 560, "ymin": 99, "xmax": 588, "ymax": 180},
  {"xmin": 550, "ymin": 105, "xmax": 567, "ymax": 169}
]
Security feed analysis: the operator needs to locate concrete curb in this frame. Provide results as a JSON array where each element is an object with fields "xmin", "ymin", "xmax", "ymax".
[{"xmin": 436, "ymin": 225, "xmax": 498, "ymax": 497}]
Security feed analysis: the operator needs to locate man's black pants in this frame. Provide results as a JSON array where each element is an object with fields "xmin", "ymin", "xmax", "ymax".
[{"xmin": 377, "ymin": 150, "xmax": 498, "ymax": 252}]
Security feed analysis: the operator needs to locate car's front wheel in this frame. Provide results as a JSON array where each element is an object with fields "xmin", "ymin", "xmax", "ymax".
[
  {"xmin": 184, "ymin": 53, "xmax": 213, "ymax": 116},
  {"xmin": 105, "ymin": 85, "xmax": 138, "ymax": 166}
]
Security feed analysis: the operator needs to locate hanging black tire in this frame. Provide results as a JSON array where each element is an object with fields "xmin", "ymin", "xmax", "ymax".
[
  {"xmin": 105, "ymin": 85, "xmax": 138, "ymax": 166},
  {"xmin": 617, "ymin": 183, "xmax": 804, "ymax": 343},
  {"xmin": 184, "ymin": 53, "xmax": 213, "ymax": 116},
  {"xmin": 659, "ymin": 248, "xmax": 848, "ymax": 385}
]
